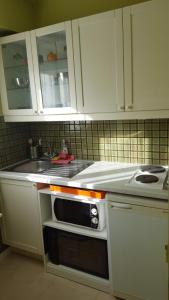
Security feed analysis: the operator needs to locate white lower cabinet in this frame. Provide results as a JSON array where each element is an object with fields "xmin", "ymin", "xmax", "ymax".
[
  {"xmin": 108, "ymin": 199, "xmax": 168, "ymax": 300},
  {"xmin": 0, "ymin": 179, "xmax": 42, "ymax": 255}
]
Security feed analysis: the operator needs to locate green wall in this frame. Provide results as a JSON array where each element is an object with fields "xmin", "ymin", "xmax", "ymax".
[
  {"xmin": 0, "ymin": 0, "xmax": 151, "ymax": 31},
  {"xmin": 33, "ymin": 0, "xmax": 150, "ymax": 28},
  {"xmin": 0, "ymin": 0, "xmax": 34, "ymax": 32}
]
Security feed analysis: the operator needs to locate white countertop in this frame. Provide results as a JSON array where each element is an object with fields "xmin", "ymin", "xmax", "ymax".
[{"xmin": 0, "ymin": 161, "xmax": 168, "ymax": 200}]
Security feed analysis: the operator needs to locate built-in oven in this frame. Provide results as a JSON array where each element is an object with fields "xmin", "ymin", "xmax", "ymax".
[
  {"xmin": 51, "ymin": 194, "xmax": 105, "ymax": 231},
  {"xmin": 44, "ymin": 226, "xmax": 109, "ymax": 279}
]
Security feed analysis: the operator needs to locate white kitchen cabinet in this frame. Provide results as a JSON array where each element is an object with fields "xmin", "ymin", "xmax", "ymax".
[
  {"xmin": 30, "ymin": 22, "xmax": 77, "ymax": 115},
  {"xmin": 1, "ymin": 0, "xmax": 169, "ymax": 121},
  {"xmin": 0, "ymin": 33, "xmax": 37, "ymax": 116},
  {"xmin": 123, "ymin": 0, "xmax": 169, "ymax": 112},
  {"xmin": 72, "ymin": 0, "xmax": 169, "ymax": 116},
  {"xmin": 72, "ymin": 10, "xmax": 124, "ymax": 114},
  {"xmin": 0, "ymin": 22, "xmax": 77, "ymax": 118},
  {"xmin": 0, "ymin": 179, "xmax": 42, "ymax": 255},
  {"xmin": 108, "ymin": 199, "xmax": 168, "ymax": 300}
]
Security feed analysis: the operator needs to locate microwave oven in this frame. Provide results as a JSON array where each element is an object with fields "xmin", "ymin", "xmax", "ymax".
[{"xmin": 51, "ymin": 194, "xmax": 105, "ymax": 231}]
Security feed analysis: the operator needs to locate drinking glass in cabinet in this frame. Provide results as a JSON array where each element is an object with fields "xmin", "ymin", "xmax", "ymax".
[
  {"xmin": 2, "ymin": 41, "xmax": 32, "ymax": 110},
  {"xmin": 36, "ymin": 31, "xmax": 71, "ymax": 109}
]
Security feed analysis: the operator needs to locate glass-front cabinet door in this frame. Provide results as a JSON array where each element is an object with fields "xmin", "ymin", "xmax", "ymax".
[
  {"xmin": 0, "ymin": 33, "xmax": 37, "ymax": 115},
  {"xmin": 31, "ymin": 22, "xmax": 77, "ymax": 114}
]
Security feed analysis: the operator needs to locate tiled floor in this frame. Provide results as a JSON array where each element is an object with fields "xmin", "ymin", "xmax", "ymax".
[{"xmin": 0, "ymin": 251, "xmax": 117, "ymax": 300}]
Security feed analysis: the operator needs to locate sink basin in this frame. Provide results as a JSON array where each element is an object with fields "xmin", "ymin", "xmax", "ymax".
[
  {"xmin": 5, "ymin": 160, "xmax": 53, "ymax": 173},
  {"xmin": 3, "ymin": 159, "xmax": 94, "ymax": 178}
]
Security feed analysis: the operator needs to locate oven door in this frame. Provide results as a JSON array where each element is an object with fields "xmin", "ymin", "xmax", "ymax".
[
  {"xmin": 44, "ymin": 226, "xmax": 109, "ymax": 279},
  {"xmin": 52, "ymin": 195, "xmax": 99, "ymax": 229}
]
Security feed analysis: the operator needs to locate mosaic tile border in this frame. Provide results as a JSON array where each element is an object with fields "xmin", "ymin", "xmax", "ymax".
[
  {"xmin": 30, "ymin": 119, "xmax": 169, "ymax": 165},
  {"xmin": 0, "ymin": 117, "xmax": 168, "ymax": 168},
  {"xmin": 0, "ymin": 116, "xmax": 30, "ymax": 168}
]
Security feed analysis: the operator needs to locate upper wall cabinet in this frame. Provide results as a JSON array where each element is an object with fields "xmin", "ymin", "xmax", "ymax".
[
  {"xmin": 123, "ymin": 0, "xmax": 169, "ymax": 112},
  {"xmin": 0, "ymin": 33, "xmax": 37, "ymax": 116},
  {"xmin": 0, "ymin": 22, "xmax": 77, "ymax": 117},
  {"xmin": 30, "ymin": 22, "xmax": 77, "ymax": 115},
  {"xmin": 72, "ymin": 10, "xmax": 124, "ymax": 114},
  {"xmin": 0, "ymin": 0, "xmax": 169, "ymax": 121}
]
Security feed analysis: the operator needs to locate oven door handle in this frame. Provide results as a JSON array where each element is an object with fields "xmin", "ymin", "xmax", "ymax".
[{"xmin": 60, "ymin": 233, "xmax": 90, "ymax": 242}]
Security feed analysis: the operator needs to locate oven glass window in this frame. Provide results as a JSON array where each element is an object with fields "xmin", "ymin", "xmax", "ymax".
[{"xmin": 44, "ymin": 227, "xmax": 109, "ymax": 279}]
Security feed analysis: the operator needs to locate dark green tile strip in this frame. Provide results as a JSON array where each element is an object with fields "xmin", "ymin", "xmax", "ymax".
[
  {"xmin": 30, "ymin": 119, "xmax": 169, "ymax": 165},
  {"xmin": 0, "ymin": 116, "xmax": 30, "ymax": 168},
  {"xmin": 0, "ymin": 117, "xmax": 168, "ymax": 168}
]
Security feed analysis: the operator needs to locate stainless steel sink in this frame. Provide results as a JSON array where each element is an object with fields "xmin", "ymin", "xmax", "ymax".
[
  {"xmin": 4, "ymin": 159, "xmax": 93, "ymax": 178},
  {"xmin": 5, "ymin": 160, "xmax": 53, "ymax": 173}
]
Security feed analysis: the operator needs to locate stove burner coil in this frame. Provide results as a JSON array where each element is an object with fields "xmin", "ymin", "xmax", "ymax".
[
  {"xmin": 136, "ymin": 174, "xmax": 159, "ymax": 183},
  {"xmin": 140, "ymin": 165, "xmax": 165, "ymax": 173}
]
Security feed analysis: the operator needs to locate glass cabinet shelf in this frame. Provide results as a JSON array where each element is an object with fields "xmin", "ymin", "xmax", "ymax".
[
  {"xmin": 7, "ymin": 87, "xmax": 30, "ymax": 91},
  {"xmin": 40, "ymin": 58, "xmax": 67, "ymax": 64},
  {"xmin": 39, "ymin": 59, "xmax": 68, "ymax": 72},
  {"xmin": 4, "ymin": 64, "xmax": 28, "ymax": 69}
]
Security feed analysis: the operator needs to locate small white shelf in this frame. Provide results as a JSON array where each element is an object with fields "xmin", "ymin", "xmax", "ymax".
[
  {"xmin": 39, "ymin": 188, "xmax": 53, "ymax": 195},
  {"xmin": 43, "ymin": 219, "xmax": 107, "ymax": 240},
  {"xmin": 39, "ymin": 188, "xmax": 106, "ymax": 203}
]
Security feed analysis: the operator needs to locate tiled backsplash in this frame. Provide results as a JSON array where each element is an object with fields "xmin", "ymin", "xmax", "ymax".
[
  {"xmin": 0, "ymin": 116, "xmax": 30, "ymax": 168},
  {"xmin": 30, "ymin": 119, "xmax": 169, "ymax": 165},
  {"xmin": 0, "ymin": 117, "xmax": 168, "ymax": 168}
]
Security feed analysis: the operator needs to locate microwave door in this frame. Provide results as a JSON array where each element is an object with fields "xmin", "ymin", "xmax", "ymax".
[{"xmin": 54, "ymin": 197, "xmax": 92, "ymax": 227}]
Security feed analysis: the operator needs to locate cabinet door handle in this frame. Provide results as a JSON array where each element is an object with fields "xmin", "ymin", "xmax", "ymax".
[
  {"xmin": 34, "ymin": 110, "xmax": 38, "ymax": 114},
  {"xmin": 110, "ymin": 203, "xmax": 132, "ymax": 209},
  {"xmin": 78, "ymin": 27, "xmax": 85, "ymax": 107},
  {"xmin": 39, "ymin": 110, "xmax": 44, "ymax": 114},
  {"xmin": 126, "ymin": 105, "xmax": 133, "ymax": 110},
  {"xmin": 118, "ymin": 105, "xmax": 125, "ymax": 111},
  {"xmin": 125, "ymin": 13, "xmax": 134, "ymax": 111},
  {"xmin": 165, "ymin": 244, "xmax": 168, "ymax": 263},
  {"xmin": 130, "ymin": 13, "xmax": 134, "ymax": 109}
]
